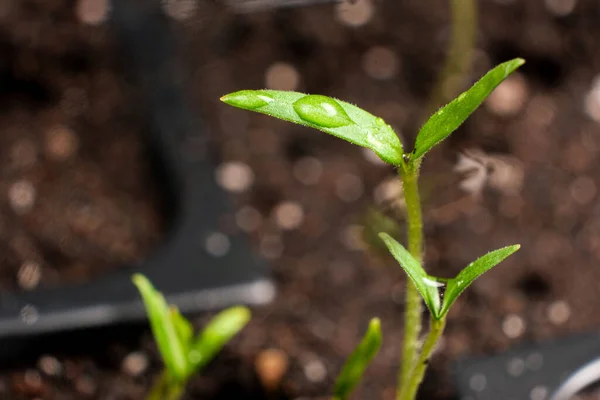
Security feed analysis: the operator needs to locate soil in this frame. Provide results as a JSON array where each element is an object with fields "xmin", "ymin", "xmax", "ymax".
[
  {"xmin": 0, "ymin": 0, "xmax": 163, "ymax": 291},
  {"xmin": 2, "ymin": 0, "xmax": 600, "ymax": 399}
]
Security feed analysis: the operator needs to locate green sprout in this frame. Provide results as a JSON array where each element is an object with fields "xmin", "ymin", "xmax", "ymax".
[
  {"xmin": 132, "ymin": 274, "xmax": 250, "ymax": 399},
  {"xmin": 220, "ymin": 58, "xmax": 524, "ymax": 399},
  {"xmin": 333, "ymin": 318, "xmax": 382, "ymax": 400}
]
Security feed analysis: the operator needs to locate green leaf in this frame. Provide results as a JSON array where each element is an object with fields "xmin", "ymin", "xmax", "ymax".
[
  {"xmin": 439, "ymin": 245, "xmax": 520, "ymax": 317},
  {"xmin": 170, "ymin": 306, "xmax": 193, "ymax": 349},
  {"xmin": 132, "ymin": 274, "xmax": 189, "ymax": 382},
  {"xmin": 412, "ymin": 58, "xmax": 525, "ymax": 160},
  {"xmin": 221, "ymin": 90, "xmax": 404, "ymax": 164},
  {"xmin": 188, "ymin": 306, "xmax": 251, "ymax": 372},
  {"xmin": 333, "ymin": 318, "xmax": 382, "ymax": 400},
  {"xmin": 379, "ymin": 233, "xmax": 444, "ymax": 318}
]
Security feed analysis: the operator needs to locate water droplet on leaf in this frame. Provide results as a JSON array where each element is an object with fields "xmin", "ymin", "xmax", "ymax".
[
  {"xmin": 293, "ymin": 95, "xmax": 353, "ymax": 128},
  {"xmin": 423, "ymin": 277, "xmax": 445, "ymax": 288},
  {"xmin": 221, "ymin": 91, "xmax": 272, "ymax": 109},
  {"xmin": 423, "ymin": 277, "xmax": 447, "ymax": 303},
  {"xmin": 375, "ymin": 117, "xmax": 385, "ymax": 126}
]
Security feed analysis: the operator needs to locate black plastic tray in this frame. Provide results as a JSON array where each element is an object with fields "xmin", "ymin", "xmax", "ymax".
[{"xmin": 454, "ymin": 331, "xmax": 600, "ymax": 400}]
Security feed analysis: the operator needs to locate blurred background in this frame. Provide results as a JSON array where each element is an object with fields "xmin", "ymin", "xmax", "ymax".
[{"xmin": 1, "ymin": 0, "xmax": 600, "ymax": 398}]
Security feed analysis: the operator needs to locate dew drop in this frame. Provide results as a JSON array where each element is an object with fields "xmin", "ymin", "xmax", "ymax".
[
  {"xmin": 221, "ymin": 91, "xmax": 272, "ymax": 109},
  {"xmin": 293, "ymin": 95, "xmax": 353, "ymax": 128},
  {"xmin": 258, "ymin": 95, "xmax": 274, "ymax": 104},
  {"xmin": 423, "ymin": 277, "xmax": 447, "ymax": 303},
  {"xmin": 375, "ymin": 117, "xmax": 385, "ymax": 126},
  {"xmin": 423, "ymin": 277, "xmax": 445, "ymax": 288}
]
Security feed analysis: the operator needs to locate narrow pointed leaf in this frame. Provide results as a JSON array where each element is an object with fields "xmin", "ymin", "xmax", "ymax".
[
  {"xmin": 412, "ymin": 58, "xmax": 525, "ymax": 160},
  {"xmin": 379, "ymin": 233, "xmax": 443, "ymax": 318},
  {"xmin": 170, "ymin": 306, "xmax": 193, "ymax": 349},
  {"xmin": 189, "ymin": 306, "xmax": 251, "ymax": 372},
  {"xmin": 132, "ymin": 274, "xmax": 188, "ymax": 382},
  {"xmin": 333, "ymin": 318, "xmax": 382, "ymax": 400},
  {"xmin": 439, "ymin": 245, "xmax": 520, "ymax": 317},
  {"xmin": 221, "ymin": 90, "xmax": 404, "ymax": 164}
]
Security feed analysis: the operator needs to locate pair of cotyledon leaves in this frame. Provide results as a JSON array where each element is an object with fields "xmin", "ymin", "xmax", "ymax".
[
  {"xmin": 132, "ymin": 274, "xmax": 250, "ymax": 384},
  {"xmin": 380, "ymin": 234, "xmax": 520, "ymax": 319},
  {"xmin": 221, "ymin": 58, "xmax": 525, "ymax": 165},
  {"xmin": 134, "ymin": 270, "xmax": 381, "ymax": 400}
]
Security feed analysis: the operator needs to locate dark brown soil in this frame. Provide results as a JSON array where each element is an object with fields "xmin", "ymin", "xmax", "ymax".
[
  {"xmin": 2, "ymin": 0, "xmax": 600, "ymax": 399},
  {"xmin": 0, "ymin": 0, "xmax": 163, "ymax": 291}
]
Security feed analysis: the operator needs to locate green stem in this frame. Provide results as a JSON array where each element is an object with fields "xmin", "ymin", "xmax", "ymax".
[
  {"xmin": 397, "ymin": 0, "xmax": 476, "ymax": 394},
  {"xmin": 397, "ymin": 162, "xmax": 424, "ymax": 398},
  {"xmin": 146, "ymin": 372, "xmax": 185, "ymax": 400},
  {"xmin": 399, "ymin": 317, "xmax": 447, "ymax": 400},
  {"xmin": 424, "ymin": 0, "xmax": 477, "ymax": 118}
]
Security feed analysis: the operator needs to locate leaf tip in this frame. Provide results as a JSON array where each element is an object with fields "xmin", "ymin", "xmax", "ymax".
[
  {"xmin": 131, "ymin": 273, "xmax": 147, "ymax": 287},
  {"xmin": 230, "ymin": 306, "xmax": 252, "ymax": 325},
  {"xmin": 220, "ymin": 90, "xmax": 272, "ymax": 110},
  {"xmin": 377, "ymin": 232, "xmax": 392, "ymax": 242},
  {"xmin": 368, "ymin": 317, "xmax": 381, "ymax": 331}
]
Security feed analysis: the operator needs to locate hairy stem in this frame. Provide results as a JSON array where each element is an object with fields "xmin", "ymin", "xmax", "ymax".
[
  {"xmin": 397, "ymin": 1, "xmax": 476, "ymax": 395},
  {"xmin": 399, "ymin": 317, "xmax": 447, "ymax": 400},
  {"xmin": 424, "ymin": 0, "xmax": 477, "ymax": 118},
  {"xmin": 397, "ymin": 162, "xmax": 424, "ymax": 398}
]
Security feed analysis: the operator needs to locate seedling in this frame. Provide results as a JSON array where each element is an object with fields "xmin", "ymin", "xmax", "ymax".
[
  {"xmin": 221, "ymin": 58, "xmax": 524, "ymax": 399},
  {"xmin": 132, "ymin": 274, "xmax": 250, "ymax": 399},
  {"xmin": 334, "ymin": 318, "xmax": 382, "ymax": 400}
]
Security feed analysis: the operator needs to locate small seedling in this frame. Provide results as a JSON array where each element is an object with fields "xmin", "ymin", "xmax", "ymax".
[
  {"xmin": 221, "ymin": 58, "xmax": 524, "ymax": 399},
  {"xmin": 333, "ymin": 318, "xmax": 382, "ymax": 400},
  {"xmin": 132, "ymin": 274, "xmax": 250, "ymax": 399}
]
